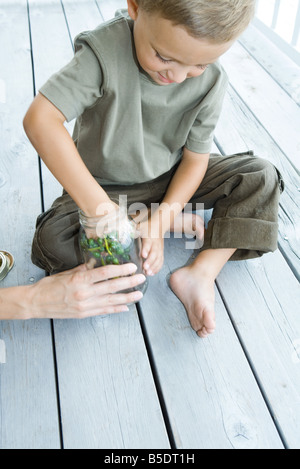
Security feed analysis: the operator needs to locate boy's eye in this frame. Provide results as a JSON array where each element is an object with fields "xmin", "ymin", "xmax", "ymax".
[
  {"xmin": 197, "ymin": 64, "xmax": 208, "ymax": 71},
  {"xmin": 155, "ymin": 51, "xmax": 172, "ymax": 64},
  {"xmin": 155, "ymin": 50, "xmax": 209, "ymax": 71}
]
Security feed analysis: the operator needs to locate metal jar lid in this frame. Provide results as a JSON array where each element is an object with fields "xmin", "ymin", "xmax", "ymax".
[{"xmin": 0, "ymin": 250, "xmax": 14, "ymax": 281}]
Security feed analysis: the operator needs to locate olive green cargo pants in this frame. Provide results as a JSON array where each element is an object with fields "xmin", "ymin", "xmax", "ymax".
[{"xmin": 31, "ymin": 152, "xmax": 284, "ymax": 274}]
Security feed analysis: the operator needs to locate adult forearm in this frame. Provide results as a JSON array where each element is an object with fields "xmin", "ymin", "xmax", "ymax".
[{"xmin": 0, "ymin": 286, "xmax": 32, "ymax": 320}]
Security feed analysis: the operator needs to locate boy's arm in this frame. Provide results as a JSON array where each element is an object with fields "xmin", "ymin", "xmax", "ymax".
[
  {"xmin": 23, "ymin": 93, "xmax": 116, "ymax": 217},
  {"xmin": 151, "ymin": 147, "xmax": 209, "ymax": 235}
]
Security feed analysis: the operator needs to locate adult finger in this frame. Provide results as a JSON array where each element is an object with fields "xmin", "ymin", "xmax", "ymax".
[
  {"xmin": 78, "ymin": 289, "xmax": 143, "ymax": 316},
  {"xmin": 83, "ymin": 263, "xmax": 139, "ymax": 284},
  {"xmin": 92, "ymin": 273, "xmax": 146, "ymax": 296},
  {"xmin": 80, "ymin": 304, "xmax": 130, "ymax": 318}
]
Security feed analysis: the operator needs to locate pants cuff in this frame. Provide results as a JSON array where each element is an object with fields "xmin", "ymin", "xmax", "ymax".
[{"xmin": 203, "ymin": 217, "xmax": 279, "ymax": 261}]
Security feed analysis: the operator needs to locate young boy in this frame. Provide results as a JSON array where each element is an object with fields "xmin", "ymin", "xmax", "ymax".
[{"xmin": 24, "ymin": 0, "xmax": 283, "ymax": 338}]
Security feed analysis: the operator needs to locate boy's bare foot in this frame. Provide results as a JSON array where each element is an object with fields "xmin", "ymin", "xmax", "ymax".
[
  {"xmin": 169, "ymin": 263, "xmax": 216, "ymax": 338},
  {"xmin": 169, "ymin": 248, "xmax": 236, "ymax": 338}
]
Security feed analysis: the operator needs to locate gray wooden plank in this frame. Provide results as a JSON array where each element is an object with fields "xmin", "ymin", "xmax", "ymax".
[
  {"xmin": 217, "ymin": 251, "xmax": 300, "ymax": 449},
  {"xmin": 54, "ymin": 309, "xmax": 170, "ymax": 449},
  {"xmin": 96, "ymin": 0, "xmax": 127, "ymax": 20},
  {"xmin": 220, "ymin": 41, "xmax": 300, "ymax": 173},
  {"xmin": 239, "ymin": 23, "xmax": 300, "ymax": 105},
  {"xmin": 62, "ymin": 0, "xmax": 104, "ymax": 39},
  {"xmin": 0, "ymin": 320, "xmax": 59, "ymax": 449},
  {"xmin": 28, "ymin": 0, "xmax": 170, "ymax": 448},
  {"xmin": 139, "ymin": 236, "xmax": 284, "ymax": 449},
  {"xmin": 28, "ymin": 0, "xmax": 74, "ymax": 89},
  {"xmin": 0, "ymin": 0, "xmax": 60, "ymax": 449}
]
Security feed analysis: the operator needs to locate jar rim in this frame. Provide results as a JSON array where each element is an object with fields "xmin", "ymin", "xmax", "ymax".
[
  {"xmin": 78, "ymin": 208, "xmax": 135, "ymax": 241},
  {"xmin": 78, "ymin": 208, "xmax": 128, "ymax": 224}
]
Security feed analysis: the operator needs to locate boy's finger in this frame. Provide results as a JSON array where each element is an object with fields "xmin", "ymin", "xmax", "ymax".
[
  {"xmin": 149, "ymin": 256, "xmax": 164, "ymax": 275},
  {"xmin": 141, "ymin": 238, "xmax": 151, "ymax": 259},
  {"xmin": 143, "ymin": 250, "xmax": 163, "ymax": 276}
]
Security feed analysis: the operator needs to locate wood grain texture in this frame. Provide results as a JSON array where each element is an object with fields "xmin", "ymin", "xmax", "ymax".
[
  {"xmin": 54, "ymin": 308, "xmax": 169, "ymax": 449},
  {"xmin": 0, "ymin": 0, "xmax": 60, "ymax": 449},
  {"xmin": 139, "ymin": 237, "xmax": 284, "ymax": 449},
  {"xmin": 217, "ymin": 251, "xmax": 300, "ymax": 449},
  {"xmin": 220, "ymin": 41, "xmax": 300, "ymax": 173},
  {"xmin": 240, "ymin": 23, "xmax": 300, "ymax": 105}
]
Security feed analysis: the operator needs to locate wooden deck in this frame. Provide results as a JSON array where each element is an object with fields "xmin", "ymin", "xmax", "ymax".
[{"xmin": 0, "ymin": 0, "xmax": 299, "ymax": 450}]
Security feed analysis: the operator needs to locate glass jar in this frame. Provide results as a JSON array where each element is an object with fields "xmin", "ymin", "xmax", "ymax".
[{"xmin": 78, "ymin": 209, "xmax": 147, "ymax": 296}]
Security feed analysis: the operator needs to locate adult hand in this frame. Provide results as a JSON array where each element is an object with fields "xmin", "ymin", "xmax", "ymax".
[
  {"xmin": 30, "ymin": 263, "xmax": 146, "ymax": 319},
  {"xmin": 0, "ymin": 263, "xmax": 146, "ymax": 320}
]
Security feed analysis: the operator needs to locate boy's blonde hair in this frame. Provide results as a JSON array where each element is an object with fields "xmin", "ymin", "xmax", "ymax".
[{"xmin": 136, "ymin": 0, "xmax": 256, "ymax": 43}]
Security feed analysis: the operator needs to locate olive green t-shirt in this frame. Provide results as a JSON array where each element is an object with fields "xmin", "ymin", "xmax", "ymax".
[{"xmin": 39, "ymin": 11, "xmax": 229, "ymax": 185}]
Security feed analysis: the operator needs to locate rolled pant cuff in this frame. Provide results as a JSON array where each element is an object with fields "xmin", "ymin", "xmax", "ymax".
[{"xmin": 203, "ymin": 217, "xmax": 279, "ymax": 261}]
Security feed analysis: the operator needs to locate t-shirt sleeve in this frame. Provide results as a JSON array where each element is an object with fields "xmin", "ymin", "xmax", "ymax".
[
  {"xmin": 185, "ymin": 65, "xmax": 229, "ymax": 154},
  {"xmin": 39, "ymin": 35, "xmax": 103, "ymax": 122}
]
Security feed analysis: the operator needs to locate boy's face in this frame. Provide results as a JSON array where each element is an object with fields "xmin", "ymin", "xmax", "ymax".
[{"xmin": 128, "ymin": 0, "xmax": 233, "ymax": 86}]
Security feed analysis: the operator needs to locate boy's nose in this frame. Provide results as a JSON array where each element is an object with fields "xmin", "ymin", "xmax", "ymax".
[
  {"xmin": 169, "ymin": 68, "xmax": 188, "ymax": 84},
  {"xmin": 168, "ymin": 65, "xmax": 206, "ymax": 83}
]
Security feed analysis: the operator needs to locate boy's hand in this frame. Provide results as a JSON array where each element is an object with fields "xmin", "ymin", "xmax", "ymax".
[
  {"xmin": 138, "ymin": 219, "xmax": 164, "ymax": 276},
  {"xmin": 141, "ymin": 236, "xmax": 164, "ymax": 277},
  {"xmin": 83, "ymin": 200, "xmax": 120, "ymax": 240}
]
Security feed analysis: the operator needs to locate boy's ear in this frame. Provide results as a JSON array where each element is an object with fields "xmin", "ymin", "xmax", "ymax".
[{"xmin": 127, "ymin": 0, "xmax": 139, "ymax": 20}]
